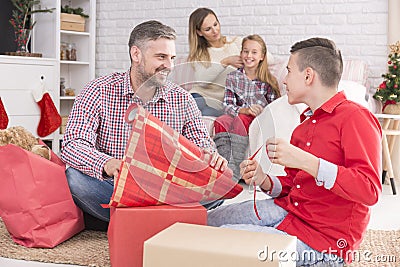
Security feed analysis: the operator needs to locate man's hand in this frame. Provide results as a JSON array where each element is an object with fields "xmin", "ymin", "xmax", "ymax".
[
  {"xmin": 204, "ymin": 151, "xmax": 228, "ymax": 172},
  {"xmin": 103, "ymin": 158, "xmax": 122, "ymax": 178}
]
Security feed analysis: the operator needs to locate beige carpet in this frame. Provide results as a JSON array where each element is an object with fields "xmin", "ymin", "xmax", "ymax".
[
  {"xmin": 0, "ymin": 219, "xmax": 398, "ymax": 267},
  {"xmin": 347, "ymin": 229, "xmax": 400, "ymax": 267},
  {"xmin": 0, "ymin": 220, "xmax": 110, "ymax": 267}
]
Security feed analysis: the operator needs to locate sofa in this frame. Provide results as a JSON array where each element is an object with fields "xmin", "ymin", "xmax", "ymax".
[
  {"xmin": 170, "ymin": 56, "xmax": 372, "ymax": 130},
  {"xmin": 169, "ymin": 57, "xmax": 373, "ymax": 176}
]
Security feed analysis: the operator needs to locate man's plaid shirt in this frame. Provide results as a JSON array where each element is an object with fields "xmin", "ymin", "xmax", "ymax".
[
  {"xmin": 223, "ymin": 68, "xmax": 278, "ymax": 116},
  {"xmin": 61, "ymin": 70, "xmax": 214, "ymax": 180}
]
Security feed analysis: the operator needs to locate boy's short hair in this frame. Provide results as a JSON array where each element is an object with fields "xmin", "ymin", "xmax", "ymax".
[{"xmin": 290, "ymin": 38, "xmax": 343, "ymax": 87}]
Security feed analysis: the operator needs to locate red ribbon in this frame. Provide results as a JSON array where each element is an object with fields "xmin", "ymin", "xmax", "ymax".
[
  {"xmin": 248, "ymin": 145, "xmax": 264, "ymax": 220},
  {"xmin": 382, "ymin": 100, "xmax": 397, "ymax": 112}
]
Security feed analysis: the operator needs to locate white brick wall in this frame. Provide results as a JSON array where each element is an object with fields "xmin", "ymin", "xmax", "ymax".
[{"xmin": 96, "ymin": 0, "xmax": 389, "ymax": 94}]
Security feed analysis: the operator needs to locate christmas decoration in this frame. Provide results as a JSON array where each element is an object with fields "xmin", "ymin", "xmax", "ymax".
[
  {"xmin": 61, "ymin": 5, "xmax": 89, "ymax": 18},
  {"xmin": 32, "ymin": 80, "xmax": 61, "ymax": 137},
  {"xmin": 0, "ymin": 97, "xmax": 9, "ymax": 130},
  {"xmin": 373, "ymin": 41, "xmax": 400, "ymax": 113},
  {"xmin": 9, "ymin": 0, "xmax": 54, "ymax": 53}
]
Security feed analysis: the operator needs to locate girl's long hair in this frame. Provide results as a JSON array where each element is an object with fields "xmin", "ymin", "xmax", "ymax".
[
  {"xmin": 243, "ymin": 35, "xmax": 280, "ymax": 97},
  {"xmin": 187, "ymin": 7, "xmax": 226, "ymax": 65}
]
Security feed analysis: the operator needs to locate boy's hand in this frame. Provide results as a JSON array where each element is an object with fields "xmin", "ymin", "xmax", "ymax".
[
  {"xmin": 240, "ymin": 159, "xmax": 269, "ymax": 188},
  {"xmin": 266, "ymin": 137, "xmax": 319, "ymax": 177}
]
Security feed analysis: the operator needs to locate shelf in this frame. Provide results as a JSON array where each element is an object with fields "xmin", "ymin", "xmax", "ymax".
[
  {"xmin": 0, "ymin": 55, "xmax": 57, "ymax": 64},
  {"xmin": 60, "ymin": 96, "xmax": 76, "ymax": 100},
  {"xmin": 60, "ymin": 60, "xmax": 90, "ymax": 65},
  {"xmin": 25, "ymin": 0, "xmax": 96, "ymax": 154},
  {"xmin": 60, "ymin": 30, "xmax": 90, "ymax": 36},
  {"xmin": 374, "ymin": 113, "xmax": 400, "ymax": 119}
]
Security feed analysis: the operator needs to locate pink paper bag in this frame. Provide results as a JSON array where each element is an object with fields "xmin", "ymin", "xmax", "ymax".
[{"xmin": 0, "ymin": 144, "xmax": 84, "ymax": 248}]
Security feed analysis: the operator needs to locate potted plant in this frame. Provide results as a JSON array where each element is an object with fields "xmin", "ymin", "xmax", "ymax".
[
  {"xmin": 9, "ymin": 0, "xmax": 54, "ymax": 54},
  {"xmin": 60, "ymin": 5, "xmax": 89, "ymax": 32},
  {"xmin": 373, "ymin": 41, "xmax": 400, "ymax": 114}
]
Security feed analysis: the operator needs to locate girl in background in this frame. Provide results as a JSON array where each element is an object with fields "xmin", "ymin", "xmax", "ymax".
[{"xmin": 214, "ymin": 34, "xmax": 280, "ymax": 181}]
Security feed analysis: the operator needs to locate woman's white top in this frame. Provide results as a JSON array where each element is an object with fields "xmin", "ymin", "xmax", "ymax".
[{"xmin": 190, "ymin": 37, "xmax": 243, "ymax": 110}]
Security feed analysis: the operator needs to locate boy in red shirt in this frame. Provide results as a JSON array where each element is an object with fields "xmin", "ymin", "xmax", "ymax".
[{"xmin": 208, "ymin": 37, "xmax": 382, "ymax": 266}]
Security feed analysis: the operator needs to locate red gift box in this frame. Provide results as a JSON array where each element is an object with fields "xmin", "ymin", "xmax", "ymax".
[{"xmin": 107, "ymin": 205, "xmax": 207, "ymax": 267}]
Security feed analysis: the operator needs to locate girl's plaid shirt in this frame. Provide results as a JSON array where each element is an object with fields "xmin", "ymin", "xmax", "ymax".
[{"xmin": 223, "ymin": 68, "xmax": 278, "ymax": 116}]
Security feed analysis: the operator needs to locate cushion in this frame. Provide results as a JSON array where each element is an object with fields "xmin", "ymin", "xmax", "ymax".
[
  {"xmin": 248, "ymin": 95, "xmax": 307, "ymax": 176},
  {"xmin": 341, "ymin": 59, "xmax": 369, "ymax": 87},
  {"xmin": 338, "ymin": 80, "xmax": 369, "ymax": 109},
  {"xmin": 268, "ymin": 58, "xmax": 288, "ymax": 96}
]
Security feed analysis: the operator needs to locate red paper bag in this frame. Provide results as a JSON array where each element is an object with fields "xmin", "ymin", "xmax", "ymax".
[
  {"xmin": 0, "ymin": 144, "xmax": 84, "ymax": 248},
  {"xmin": 109, "ymin": 104, "xmax": 242, "ymax": 208}
]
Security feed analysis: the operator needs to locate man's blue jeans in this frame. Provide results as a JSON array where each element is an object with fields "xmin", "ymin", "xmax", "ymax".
[
  {"xmin": 66, "ymin": 167, "xmax": 113, "ymax": 222},
  {"xmin": 208, "ymin": 198, "xmax": 345, "ymax": 267}
]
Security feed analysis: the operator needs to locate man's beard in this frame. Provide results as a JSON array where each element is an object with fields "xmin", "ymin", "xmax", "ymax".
[{"xmin": 137, "ymin": 61, "xmax": 167, "ymax": 89}]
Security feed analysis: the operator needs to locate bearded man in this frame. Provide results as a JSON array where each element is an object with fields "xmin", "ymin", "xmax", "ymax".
[{"xmin": 61, "ymin": 20, "xmax": 227, "ymax": 229}]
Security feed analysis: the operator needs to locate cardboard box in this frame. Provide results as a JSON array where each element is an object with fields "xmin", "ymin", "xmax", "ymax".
[
  {"xmin": 60, "ymin": 13, "xmax": 85, "ymax": 32},
  {"xmin": 107, "ymin": 205, "xmax": 207, "ymax": 267},
  {"xmin": 59, "ymin": 126, "xmax": 66, "ymax": 134},
  {"xmin": 60, "ymin": 116, "xmax": 68, "ymax": 134},
  {"xmin": 144, "ymin": 223, "xmax": 297, "ymax": 267}
]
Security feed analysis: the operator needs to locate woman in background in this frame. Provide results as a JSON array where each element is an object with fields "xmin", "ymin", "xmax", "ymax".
[{"xmin": 187, "ymin": 7, "xmax": 244, "ymax": 116}]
